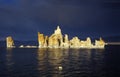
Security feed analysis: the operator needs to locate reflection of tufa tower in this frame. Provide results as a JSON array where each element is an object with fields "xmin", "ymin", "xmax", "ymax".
[{"xmin": 6, "ymin": 36, "xmax": 14, "ymax": 48}]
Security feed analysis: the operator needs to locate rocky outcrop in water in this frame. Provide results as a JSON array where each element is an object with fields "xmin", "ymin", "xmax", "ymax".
[
  {"xmin": 95, "ymin": 37, "xmax": 105, "ymax": 48},
  {"xmin": 38, "ymin": 26, "xmax": 105, "ymax": 48},
  {"xmin": 5, "ymin": 26, "xmax": 105, "ymax": 48},
  {"xmin": 6, "ymin": 36, "xmax": 15, "ymax": 48},
  {"xmin": 48, "ymin": 26, "xmax": 63, "ymax": 48}
]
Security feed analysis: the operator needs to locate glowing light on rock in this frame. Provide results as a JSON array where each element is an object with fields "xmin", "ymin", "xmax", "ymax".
[
  {"xmin": 6, "ymin": 36, "xmax": 15, "ymax": 48},
  {"xmin": 5, "ymin": 26, "xmax": 105, "ymax": 49},
  {"xmin": 58, "ymin": 66, "xmax": 63, "ymax": 71},
  {"xmin": 38, "ymin": 26, "xmax": 105, "ymax": 48}
]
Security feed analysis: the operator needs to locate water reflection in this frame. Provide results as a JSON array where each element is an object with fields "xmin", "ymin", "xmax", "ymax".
[
  {"xmin": 37, "ymin": 48, "xmax": 64, "ymax": 77},
  {"xmin": 47, "ymin": 48, "xmax": 63, "ymax": 65},
  {"xmin": 70, "ymin": 49, "xmax": 80, "ymax": 60},
  {"xmin": 37, "ymin": 48, "xmax": 47, "ymax": 61},
  {"xmin": 6, "ymin": 48, "xmax": 14, "ymax": 76},
  {"xmin": 91, "ymin": 49, "xmax": 105, "ymax": 77},
  {"xmin": 37, "ymin": 48, "xmax": 47, "ymax": 72},
  {"xmin": 36, "ymin": 48, "xmax": 105, "ymax": 77},
  {"xmin": 0, "ymin": 46, "xmax": 118, "ymax": 77}
]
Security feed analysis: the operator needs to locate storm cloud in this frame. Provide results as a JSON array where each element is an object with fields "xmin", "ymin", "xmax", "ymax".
[{"xmin": 0, "ymin": 0, "xmax": 120, "ymax": 40}]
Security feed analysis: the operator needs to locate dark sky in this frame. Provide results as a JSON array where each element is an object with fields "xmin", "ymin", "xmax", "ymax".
[{"xmin": 0, "ymin": 0, "xmax": 120, "ymax": 41}]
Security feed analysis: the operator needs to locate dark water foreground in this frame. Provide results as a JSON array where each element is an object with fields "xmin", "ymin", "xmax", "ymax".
[{"xmin": 0, "ymin": 45, "xmax": 120, "ymax": 77}]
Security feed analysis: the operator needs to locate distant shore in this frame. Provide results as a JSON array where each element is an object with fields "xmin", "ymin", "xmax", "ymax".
[{"xmin": 105, "ymin": 42, "xmax": 120, "ymax": 45}]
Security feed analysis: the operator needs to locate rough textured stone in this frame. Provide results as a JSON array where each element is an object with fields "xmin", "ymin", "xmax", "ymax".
[
  {"xmin": 44, "ymin": 36, "xmax": 48, "ymax": 47},
  {"xmin": 63, "ymin": 34, "xmax": 69, "ymax": 48},
  {"xmin": 48, "ymin": 26, "xmax": 63, "ymax": 48},
  {"xmin": 38, "ymin": 32, "xmax": 45, "ymax": 48},
  {"xmin": 70, "ymin": 37, "xmax": 80, "ymax": 48},
  {"xmin": 95, "ymin": 37, "xmax": 105, "ymax": 48},
  {"xmin": 37, "ymin": 26, "xmax": 105, "ymax": 48},
  {"xmin": 6, "ymin": 36, "xmax": 14, "ymax": 48}
]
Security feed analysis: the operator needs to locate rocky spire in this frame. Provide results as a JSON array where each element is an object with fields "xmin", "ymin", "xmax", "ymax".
[
  {"xmin": 6, "ymin": 36, "xmax": 15, "ymax": 48},
  {"xmin": 54, "ymin": 26, "xmax": 62, "ymax": 35},
  {"xmin": 37, "ymin": 26, "xmax": 105, "ymax": 49},
  {"xmin": 48, "ymin": 26, "xmax": 63, "ymax": 48},
  {"xmin": 38, "ymin": 32, "xmax": 45, "ymax": 48}
]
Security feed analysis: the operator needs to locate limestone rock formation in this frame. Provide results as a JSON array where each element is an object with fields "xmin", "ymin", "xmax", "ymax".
[
  {"xmin": 48, "ymin": 26, "xmax": 63, "ymax": 48},
  {"xmin": 44, "ymin": 36, "xmax": 48, "ymax": 47},
  {"xmin": 86, "ymin": 37, "xmax": 92, "ymax": 46},
  {"xmin": 6, "ymin": 36, "xmax": 15, "ymax": 48},
  {"xmin": 70, "ymin": 37, "xmax": 80, "ymax": 48},
  {"xmin": 63, "ymin": 34, "xmax": 69, "ymax": 48},
  {"xmin": 38, "ymin": 32, "xmax": 45, "ymax": 48},
  {"xmin": 48, "ymin": 35, "xmax": 59, "ymax": 48},
  {"xmin": 37, "ymin": 26, "xmax": 105, "ymax": 49},
  {"xmin": 95, "ymin": 37, "xmax": 105, "ymax": 48}
]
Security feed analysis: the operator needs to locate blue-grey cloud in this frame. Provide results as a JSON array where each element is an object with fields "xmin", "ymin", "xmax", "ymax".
[{"xmin": 0, "ymin": 0, "xmax": 120, "ymax": 40}]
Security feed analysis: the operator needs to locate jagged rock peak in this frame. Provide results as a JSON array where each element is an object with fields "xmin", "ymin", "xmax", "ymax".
[
  {"xmin": 54, "ymin": 26, "xmax": 62, "ymax": 35},
  {"xmin": 57, "ymin": 26, "xmax": 60, "ymax": 30}
]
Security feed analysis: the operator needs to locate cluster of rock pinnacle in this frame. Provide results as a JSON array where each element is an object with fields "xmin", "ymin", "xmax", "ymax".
[
  {"xmin": 6, "ymin": 26, "xmax": 105, "ymax": 48},
  {"xmin": 38, "ymin": 26, "xmax": 105, "ymax": 48}
]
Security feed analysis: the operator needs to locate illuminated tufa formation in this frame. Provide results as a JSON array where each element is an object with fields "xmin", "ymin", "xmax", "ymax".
[
  {"xmin": 6, "ymin": 36, "xmax": 15, "ymax": 48},
  {"xmin": 95, "ymin": 37, "xmax": 105, "ymax": 48},
  {"xmin": 48, "ymin": 26, "xmax": 63, "ymax": 48},
  {"xmin": 38, "ymin": 32, "xmax": 48, "ymax": 48},
  {"xmin": 38, "ymin": 26, "xmax": 105, "ymax": 48}
]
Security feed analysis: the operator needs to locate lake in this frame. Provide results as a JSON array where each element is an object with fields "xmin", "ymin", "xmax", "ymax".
[{"xmin": 0, "ymin": 45, "xmax": 120, "ymax": 77}]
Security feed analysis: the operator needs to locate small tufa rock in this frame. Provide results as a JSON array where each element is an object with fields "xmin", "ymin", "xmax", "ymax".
[
  {"xmin": 6, "ymin": 36, "xmax": 15, "ymax": 48},
  {"xmin": 58, "ymin": 66, "xmax": 63, "ymax": 71}
]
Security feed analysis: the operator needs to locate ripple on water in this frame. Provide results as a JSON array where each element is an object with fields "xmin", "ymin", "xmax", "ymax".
[{"xmin": 0, "ymin": 46, "xmax": 118, "ymax": 77}]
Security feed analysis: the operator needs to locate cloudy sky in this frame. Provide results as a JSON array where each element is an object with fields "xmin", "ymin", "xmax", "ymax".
[{"xmin": 0, "ymin": 0, "xmax": 120, "ymax": 40}]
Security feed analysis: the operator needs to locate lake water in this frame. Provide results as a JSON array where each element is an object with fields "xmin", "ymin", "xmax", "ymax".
[{"xmin": 0, "ymin": 45, "xmax": 120, "ymax": 77}]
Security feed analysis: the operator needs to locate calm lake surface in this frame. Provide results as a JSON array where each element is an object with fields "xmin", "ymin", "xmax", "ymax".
[{"xmin": 0, "ymin": 45, "xmax": 120, "ymax": 77}]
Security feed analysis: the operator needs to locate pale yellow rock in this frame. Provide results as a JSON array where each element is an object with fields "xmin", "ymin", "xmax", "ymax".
[
  {"xmin": 48, "ymin": 35, "xmax": 60, "ymax": 48},
  {"xmin": 37, "ymin": 26, "xmax": 105, "ymax": 49},
  {"xmin": 6, "ymin": 36, "xmax": 15, "ymax": 48},
  {"xmin": 48, "ymin": 37, "xmax": 53, "ymax": 47},
  {"xmin": 58, "ymin": 66, "xmax": 63, "ymax": 70},
  {"xmin": 86, "ymin": 37, "xmax": 92, "ymax": 46},
  {"xmin": 19, "ymin": 45, "xmax": 24, "ymax": 48},
  {"xmin": 48, "ymin": 26, "xmax": 63, "ymax": 48},
  {"xmin": 63, "ymin": 34, "xmax": 69, "ymax": 48},
  {"xmin": 80, "ymin": 40, "xmax": 86, "ymax": 47},
  {"xmin": 38, "ymin": 32, "xmax": 45, "ymax": 48},
  {"xmin": 99, "ymin": 37, "xmax": 105, "ymax": 46},
  {"xmin": 54, "ymin": 26, "xmax": 62, "ymax": 35},
  {"xmin": 64, "ymin": 34, "xmax": 69, "ymax": 43},
  {"xmin": 95, "ymin": 37, "xmax": 105, "ymax": 48},
  {"xmin": 70, "ymin": 37, "xmax": 80, "ymax": 48},
  {"xmin": 44, "ymin": 36, "xmax": 48, "ymax": 47},
  {"xmin": 52, "ymin": 36, "xmax": 59, "ymax": 48}
]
